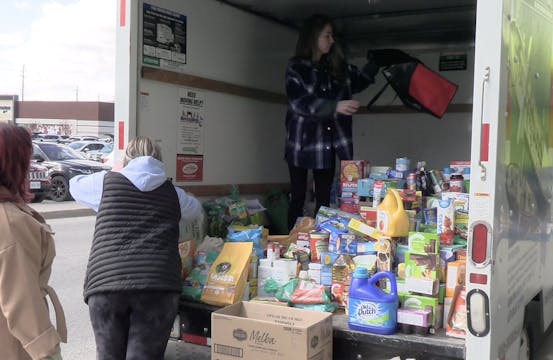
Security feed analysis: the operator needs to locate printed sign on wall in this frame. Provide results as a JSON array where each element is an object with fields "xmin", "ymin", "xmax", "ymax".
[
  {"xmin": 0, "ymin": 97, "xmax": 15, "ymax": 123},
  {"xmin": 177, "ymin": 88, "xmax": 205, "ymax": 155},
  {"xmin": 176, "ymin": 154, "xmax": 203, "ymax": 182},
  {"xmin": 142, "ymin": 3, "xmax": 187, "ymax": 71}
]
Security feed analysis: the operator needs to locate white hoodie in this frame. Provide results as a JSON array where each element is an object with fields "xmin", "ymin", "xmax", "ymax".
[{"xmin": 69, "ymin": 156, "xmax": 201, "ymax": 223}]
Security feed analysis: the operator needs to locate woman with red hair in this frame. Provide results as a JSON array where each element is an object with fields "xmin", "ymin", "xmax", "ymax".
[{"xmin": 0, "ymin": 123, "xmax": 66, "ymax": 360}]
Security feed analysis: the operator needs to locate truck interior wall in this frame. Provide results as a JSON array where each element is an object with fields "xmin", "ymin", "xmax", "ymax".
[
  {"xmin": 137, "ymin": 0, "xmax": 476, "ymax": 185},
  {"xmin": 349, "ymin": 51, "xmax": 475, "ymax": 169},
  {"xmin": 137, "ymin": 0, "xmax": 295, "ymax": 185}
]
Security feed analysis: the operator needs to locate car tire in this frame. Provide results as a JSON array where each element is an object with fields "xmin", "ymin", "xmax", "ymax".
[
  {"xmin": 32, "ymin": 194, "xmax": 45, "ymax": 203},
  {"xmin": 50, "ymin": 175, "xmax": 70, "ymax": 202}
]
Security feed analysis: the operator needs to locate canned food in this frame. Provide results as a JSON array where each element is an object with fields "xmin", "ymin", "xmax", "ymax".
[
  {"xmin": 449, "ymin": 173, "xmax": 464, "ymax": 192},
  {"xmin": 396, "ymin": 157, "xmax": 410, "ymax": 172},
  {"xmin": 309, "ymin": 232, "xmax": 330, "ymax": 263},
  {"xmin": 266, "ymin": 242, "xmax": 280, "ymax": 262},
  {"xmin": 406, "ymin": 172, "xmax": 417, "ymax": 191}
]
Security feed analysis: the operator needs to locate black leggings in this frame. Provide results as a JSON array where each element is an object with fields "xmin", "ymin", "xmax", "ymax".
[
  {"xmin": 288, "ymin": 165, "xmax": 335, "ymax": 230},
  {"xmin": 88, "ymin": 290, "xmax": 179, "ymax": 360}
]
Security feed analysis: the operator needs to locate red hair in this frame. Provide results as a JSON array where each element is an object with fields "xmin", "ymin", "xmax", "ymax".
[{"xmin": 0, "ymin": 123, "xmax": 33, "ymax": 203}]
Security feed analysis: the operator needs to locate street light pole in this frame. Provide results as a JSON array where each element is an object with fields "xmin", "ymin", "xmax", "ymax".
[{"xmin": 21, "ymin": 65, "xmax": 25, "ymax": 101}]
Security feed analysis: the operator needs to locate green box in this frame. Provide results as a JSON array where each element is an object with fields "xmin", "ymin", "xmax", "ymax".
[
  {"xmin": 399, "ymin": 293, "xmax": 440, "ymax": 328},
  {"xmin": 405, "ymin": 252, "xmax": 439, "ymax": 280},
  {"xmin": 408, "ymin": 232, "xmax": 439, "ymax": 254}
]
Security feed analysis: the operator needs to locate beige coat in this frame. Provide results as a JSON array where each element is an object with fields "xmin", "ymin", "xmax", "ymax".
[{"xmin": 0, "ymin": 188, "xmax": 67, "ymax": 360}]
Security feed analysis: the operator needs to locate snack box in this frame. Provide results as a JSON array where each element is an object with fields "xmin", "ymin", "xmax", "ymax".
[
  {"xmin": 405, "ymin": 252, "xmax": 440, "ymax": 280},
  {"xmin": 446, "ymin": 260, "xmax": 466, "ymax": 297},
  {"xmin": 399, "ymin": 293, "xmax": 440, "ymax": 328},
  {"xmin": 341, "ymin": 160, "xmax": 366, "ymax": 183},
  {"xmin": 408, "ymin": 232, "xmax": 439, "ymax": 254},
  {"xmin": 348, "ymin": 218, "xmax": 382, "ymax": 240}
]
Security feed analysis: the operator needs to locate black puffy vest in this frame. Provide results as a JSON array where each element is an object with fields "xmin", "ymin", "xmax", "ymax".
[{"xmin": 83, "ymin": 171, "xmax": 181, "ymax": 303}]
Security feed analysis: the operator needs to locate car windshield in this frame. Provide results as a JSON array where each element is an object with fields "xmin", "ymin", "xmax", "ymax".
[
  {"xmin": 38, "ymin": 143, "xmax": 85, "ymax": 161},
  {"xmin": 101, "ymin": 144, "xmax": 113, "ymax": 154},
  {"xmin": 67, "ymin": 142, "xmax": 87, "ymax": 150}
]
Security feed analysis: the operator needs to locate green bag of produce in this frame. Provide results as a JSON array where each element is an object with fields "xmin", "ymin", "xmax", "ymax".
[{"xmin": 274, "ymin": 278, "xmax": 299, "ymax": 303}]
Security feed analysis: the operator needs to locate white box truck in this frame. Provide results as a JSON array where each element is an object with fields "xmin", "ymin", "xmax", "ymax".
[{"xmin": 115, "ymin": 0, "xmax": 553, "ymax": 359}]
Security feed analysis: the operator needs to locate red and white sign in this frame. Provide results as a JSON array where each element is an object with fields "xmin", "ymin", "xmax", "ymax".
[{"xmin": 176, "ymin": 154, "xmax": 203, "ymax": 182}]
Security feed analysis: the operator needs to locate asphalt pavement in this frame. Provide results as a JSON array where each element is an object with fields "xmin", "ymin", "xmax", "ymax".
[{"xmin": 30, "ymin": 199, "xmax": 95, "ymax": 219}]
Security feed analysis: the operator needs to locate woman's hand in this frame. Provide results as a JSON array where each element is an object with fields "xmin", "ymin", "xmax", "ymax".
[{"xmin": 336, "ymin": 100, "xmax": 360, "ymax": 116}]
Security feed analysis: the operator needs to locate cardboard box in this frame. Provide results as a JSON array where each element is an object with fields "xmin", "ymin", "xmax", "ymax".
[
  {"xmin": 408, "ymin": 232, "xmax": 439, "ymax": 254},
  {"xmin": 340, "ymin": 160, "xmax": 366, "ymax": 183},
  {"xmin": 211, "ymin": 301, "xmax": 333, "ymax": 360},
  {"xmin": 446, "ymin": 260, "xmax": 466, "ymax": 297},
  {"xmin": 405, "ymin": 252, "xmax": 439, "ymax": 280},
  {"xmin": 399, "ymin": 293, "xmax": 440, "ymax": 328},
  {"xmin": 348, "ymin": 218, "xmax": 382, "ymax": 240}
]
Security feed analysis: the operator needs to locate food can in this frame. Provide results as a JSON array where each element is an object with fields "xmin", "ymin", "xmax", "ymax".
[
  {"xmin": 266, "ymin": 242, "xmax": 280, "ymax": 262},
  {"xmin": 450, "ymin": 173, "xmax": 464, "ymax": 192},
  {"xmin": 396, "ymin": 157, "xmax": 410, "ymax": 172},
  {"xmin": 309, "ymin": 232, "xmax": 330, "ymax": 263},
  {"xmin": 406, "ymin": 172, "xmax": 417, "ymax": 191}
]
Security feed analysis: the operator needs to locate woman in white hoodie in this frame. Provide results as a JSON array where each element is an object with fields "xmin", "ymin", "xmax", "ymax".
[{"xmin": 70, "ymin": 136, "xmax": 201, "ymax": 360}]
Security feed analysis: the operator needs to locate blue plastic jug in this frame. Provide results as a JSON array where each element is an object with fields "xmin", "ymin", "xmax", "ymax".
[{"xmin": 348, "ymin": 268, "xmax": 398, "ymax": 334}]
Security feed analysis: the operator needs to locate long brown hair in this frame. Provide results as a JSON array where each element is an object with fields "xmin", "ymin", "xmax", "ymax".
[
  {"xmin": 0, "ymin": 123, "xmax": 33, "ymax": 202},
  {"xmin": 294, "ymin": 14, "xmax": 346, "ymax": 82}
]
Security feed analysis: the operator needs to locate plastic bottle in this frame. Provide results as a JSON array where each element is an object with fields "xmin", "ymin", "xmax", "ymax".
[
  {"xmin": 376, "ymin": 188, "xmax": 409, "ymax": 237},
  {"xmin": 348, "ymin": 269, "xmax": 398, "ymax": 335}
]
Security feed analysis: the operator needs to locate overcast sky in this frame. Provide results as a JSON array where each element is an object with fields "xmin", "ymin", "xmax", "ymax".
[{"xmin": 0, "ymin": 0, "xmax": 115, "ymax": 102}]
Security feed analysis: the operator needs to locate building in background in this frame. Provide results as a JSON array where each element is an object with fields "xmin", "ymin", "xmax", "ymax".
[
  {"xmin": 1, "ymin": 95, "xmax": 114, "ymax": 137},
  {"xmin": 0, "ymin": 95, "xmax": 17, "ymax": 123}
]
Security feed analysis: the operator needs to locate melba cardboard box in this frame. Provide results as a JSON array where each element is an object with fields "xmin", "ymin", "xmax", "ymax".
[{"xmin": 211, "ymin": 301, "xmax": 333, "ymax": 360}]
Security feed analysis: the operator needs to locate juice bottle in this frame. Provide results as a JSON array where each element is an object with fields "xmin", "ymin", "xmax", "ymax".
[{"xmin": 376, "ymin": 188, "xmax": 409, "ymax": 237}]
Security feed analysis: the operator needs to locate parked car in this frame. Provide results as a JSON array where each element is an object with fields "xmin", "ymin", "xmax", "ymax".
[
  {"xmin": 85, "ymin": 143, "xmax": 114, "ymax": 162},
  {"xmin": 67, "ymin": 141, "xmax": 111, "ymax": 157},
  {"xmin": 32, "ymin": 142, "xmax": 111, "ymax": 202},
  {"xmin": 67, "ymin": 135, "xmax": 101, "ymax": 142},
  {"xmin": 28, "ymin": 161, "xmax": 51, "ymax": 203},
  {"xmin": 102, "ymin": 150, "xmax": 116, "ymax": 167},
  {"xmin": 35, "ymin": 134, "xmax": 66, "ymax": 143}
]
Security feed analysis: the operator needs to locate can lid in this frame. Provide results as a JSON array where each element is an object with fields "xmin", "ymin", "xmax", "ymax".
[{"xmin": 353, "ymin": 267, "xmax": 369, "ymax": 278}]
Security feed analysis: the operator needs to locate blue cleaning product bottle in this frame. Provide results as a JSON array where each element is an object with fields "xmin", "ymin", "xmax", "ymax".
[{"xmin": 348, "ymin": 268, "xmax": 398, "ymax": 335}]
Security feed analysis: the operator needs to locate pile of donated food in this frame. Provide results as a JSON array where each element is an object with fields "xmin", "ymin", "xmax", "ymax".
[{"xmin": 178, "ymin": 158, "xmax": 470, "ymax": 338}]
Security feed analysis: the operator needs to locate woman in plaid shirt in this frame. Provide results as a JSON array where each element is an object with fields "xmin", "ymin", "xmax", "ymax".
[{"xmin": 285, "ymin": 14, "xmax": 378, "ymax": 229}]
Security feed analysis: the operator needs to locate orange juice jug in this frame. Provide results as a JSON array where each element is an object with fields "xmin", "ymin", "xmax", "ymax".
[{"xmin": 376, "ymin": 188, "xmax": 409, "ymax": 237}]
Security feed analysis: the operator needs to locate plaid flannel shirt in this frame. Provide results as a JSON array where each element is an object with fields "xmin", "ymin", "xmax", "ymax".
[{"xmin": 284, "ymin": 58, "xmax": 374, "ymax": 169}]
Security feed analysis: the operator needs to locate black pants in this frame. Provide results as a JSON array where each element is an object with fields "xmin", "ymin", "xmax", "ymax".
[
  {"xmin": 88, "ymin": 290, "xmax": 180, "ymax": 360},
  {"xmin": 288, "ymin": 164, "xmax": 335, "ymax": 230}
]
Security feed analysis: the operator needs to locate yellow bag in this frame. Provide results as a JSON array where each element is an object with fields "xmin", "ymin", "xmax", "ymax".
[{"xmin": 201, "ymin": 242, "xmax": 253, "ymax": 306}]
